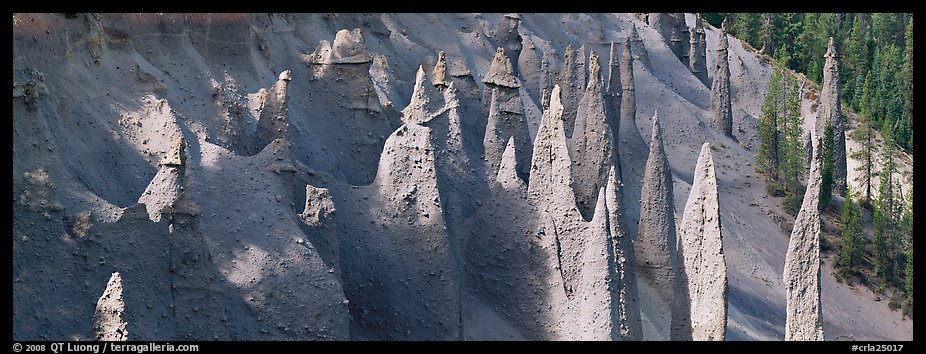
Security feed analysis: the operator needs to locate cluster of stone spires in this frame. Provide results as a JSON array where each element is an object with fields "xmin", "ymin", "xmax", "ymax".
[
  {"xmin": 306, "ymin": 16, "xmax": 820, "ymax": 341},
  {"xmin": 782, "ymin": 36, "xmax": 844, "ymax": 341},
  {"xmin": 371, "ymin": 23, "xmax": 733, "ymax": 339},
  {"xmin": 647, "ymin": 13, "xmax": 732, "ymax": 138},
  {"xmin": 98, "ymin": 14, "xmax": 838, "ymax": 340},
  {"xmin": 459, "ymin": 14, "xmax": 830, "ymax": 340}
]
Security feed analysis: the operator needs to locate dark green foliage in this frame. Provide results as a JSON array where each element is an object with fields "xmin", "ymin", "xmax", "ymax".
[
  {"xmin": 757, "ymin": 66, "xmax": 783, "ymax": 179},
  {"xmin": 843, "ymin": 16, "xmax": 870, "ymax": 108},
  {"xmin": 724, "ymin": 13, "xmax": 913, "ymax": 151},
  {"xmin": 716, "ymin": 13, "xmax": 915, "ymax": 302},
  {"xmin": 702, "ymin": 13, "xmax": 726, "ymax": 28},
  {"xmin": 781, "ymin": 78, "xmax": 805, "ymax": 214},
  {"xmin": 874, "ymin": 120, "xmax": 901, "ymax": 285},
  {"xmin": 756, "ymin": 55, "xmax": 805, "ymax": 215},
  {"xmin": 766, "ymin": 181, "xmax": 786, "ymax": 198},
  {"xmin": 899, "ymin": 17, "xmax": 913, "ymax": 152},
  {"xmin": 838, "ymin": 189, "xmax": 863, "ymax": 276},
  {"xmin": 729, "ymin": 13, "xmax": 763, "ymax": 46},
  {"xmin": 850, "ymin": 72, "xmax": 876, "ymax": 206}
]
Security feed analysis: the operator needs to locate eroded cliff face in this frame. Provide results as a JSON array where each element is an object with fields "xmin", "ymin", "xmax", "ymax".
[{"xmin": 12, "ymin": 13, "xmax": 910, "ymax": 342}]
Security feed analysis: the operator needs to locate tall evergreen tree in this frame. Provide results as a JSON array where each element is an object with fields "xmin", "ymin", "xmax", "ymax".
[
  {"xmin": 839, "ymin": 188, "xmax": 863, "ymax": 275},
  {"xmin": 852, "ymin": 73, "xmax": 866, "ymax": 111},
  {"xmin": 874, "ymin": 119, "xmax": 900, "ymax": 284},
  {"xmin": 843, "ymin": 15, "xmax": 869, "ymax": 109},
  {"xmin": 851, "ymin": 71, "xmax": 876, "ymax": 206},
  {"xmin": 782, "ymin": 77, "xmax": 805, "ymax": 213},
  {"xmin": 730, "ymin": 13, "xmax": 763, "ymax": 46},
  {"xmin": 759, "ymin": 14, "xmax": 771, "ymax": 52},
  {"xmin": 758, "ymin": 66, "xmax": 784, "ymax": 179},
  {"xmin": 798, "ymin": 13, "xmax": 839, "ymax": 83},
  {"xmin": 876, "ymin": 44, "xmax": 901, "ymax": 130},
  {"xmin": 899, "ymin": 17, "xmax": 913, "ymax": 150},
  {"xmin": 871, "ymin": 13, "xmax": 901, "ymax": 48}
]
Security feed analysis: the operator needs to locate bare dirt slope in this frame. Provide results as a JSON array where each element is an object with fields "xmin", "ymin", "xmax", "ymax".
[{"xmin": 12, "ymin": 13, "xmax": 911, "ymax": 340}]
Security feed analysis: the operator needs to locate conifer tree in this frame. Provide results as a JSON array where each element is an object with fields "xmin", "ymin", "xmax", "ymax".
[
  {"xmin": 758, "ymin": 67, "xmax": 784, "ymax": 179},
  {"xmin": 851, "ymin": 71, "xmax": 876, "ymax": 206},
  {"xmin": 838, "ymin": 188, "xmax": 862, "ymax": 275},
  {"xmin": 874, "ymin": 119, "xmax": 900, "ymax": 284}
]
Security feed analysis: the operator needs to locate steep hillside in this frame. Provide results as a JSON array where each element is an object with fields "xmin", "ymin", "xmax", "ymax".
[{"xmin": 12, "ymin": 13, "xmax": 912, "ymax": 341}]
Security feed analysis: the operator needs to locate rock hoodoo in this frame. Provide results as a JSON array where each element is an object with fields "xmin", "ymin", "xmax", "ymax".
[
  {"xmin": 139, "ymin": 136, "xmax": 187, "ymax": 222},
  {"xmin": 482, "ymin": 48, "xmax": 531, "ymax": 183},
  {"xmin": 606, "ymin": 167, "xmax": 642, "ymax": 340},
  {"xmin": 619, "ymin": 39, "xmax": 646, "ymax": 172},
  {"xmin": 528, "ymin": 85, "xmax": 574, "ymax": 211},
  {"xmin": 606, "ymin": 41, "xmax": 622, "ymax": 159},
  {"xmin": 527, "ymin": 84, "xmax": 583, "ymax": 299},
  {"xmin": 253, "ymin": 70, "xmax": 292, "ymax": 151},
  {"xmin": 492, "ymin": 13, "xmax": 523, "ymax": 75},
  {"xmin": 93, "ymin": 272, "xmax": 128, "ymax": 341},
  {"xmin": 650, "ymin": 13, "xmax": 689, "ymax": 64},
  {"xmin": 628, "ymin": 25, "xmax": 649, "ymax": 67},
  {"xmin": 569, "ymin": 52, "xmax": 616, "ymax": 220},
  {"xmin": 559, "ymin": 44, "xmax": 583, "ymax": 138},
  {"xmin": 710, "ymin": 20, "xmax": 734, "ymax": 138},
  {"xmin": 635, "ymin": 112, "xmax": 679, "ymax": 335},
  {"xmin": 677, "ymin": 143, "xmax": 727, "ymax": 341},
  {"xmin": 432, "ymin": 51, "xmax": 449, "ymax": 90},
  {"xmin": 302, "ymin": 28, "xmax": 398, "ymax": 185},
  {"xmin": 688, "ymin": 14, "xmax": 709, "ymax": 86},
  {"xmin": 303, "ymin": 28, "xmax": 371, "ymax": 66},
  {"xmin": 540, "ymin": 55, "xmax": 553, "ymax": 109},
  {"xmin": 783, "ymin": 137, "xmax": 825, "ymax": 341},
  {"xmin": 817, "ymin": 37, "xmax": 847, "ymax": 194},
  {"xmin": 403, "ymin": 66, "xmax": 445, "ymax": 125},
  {"xmin": 483, "ymin": 48, "xmax": 521, "ymax": 89}
]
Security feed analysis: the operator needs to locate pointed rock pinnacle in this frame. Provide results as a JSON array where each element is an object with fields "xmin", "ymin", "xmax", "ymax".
[
  {"xmin": 254, "ymin": 69, "xmax": 292, "ymax": 149},
  {"xmin": 818, "ymin": 37, "xmax": 847, "ymax": 194},
  {"xmin": 784, "ymin": 137, "xmax": 825, "ymax": 341},
  {"xmin": 497, "ymin": 137, "xmax": 524, "ymax": 191},
  {"xmin": 635, "ymin": 111, "xmax": 679, "ymax": 303},
  {"xmin": 570, "ymin": 51, "xmax": 615, "ymax": 220},
  {"xmin": 433, "ymin": 51, "xmax": 449, "ymax": 90},
  {"xmin": 483, "ymin": 47, "xmax": 520, "ymax": 88},
  {"xmin": 403, "ymin": 65, "xmax": 445, "ymax": 124},
  {"xmin": 606, "ymin": 166, "xmax": 642, "ymax": 341},
  {"xmin": 710, "ymin": 21, "xmax": 733, "ymax": 138},
  {"xmin": 93, "ymin": 272, "xmax": 128, "ymax": 341},
  {"xmin": 689, "ymin": 14, "xmax": 709, "ymax": 86},
  {"xmin": 159, "ymin": 136, "xmax": 185, "ymax": 167},
  {"xmin": 528, "ymin": 84, "xmax": 573, "ymax": 207},
  {"xmin": 678, "ymin": 143, "xmax": 727, "ymax": 341}
]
